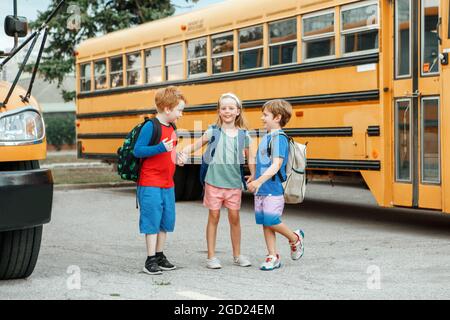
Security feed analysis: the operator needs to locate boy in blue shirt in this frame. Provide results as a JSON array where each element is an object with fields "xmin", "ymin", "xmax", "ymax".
[
  {"xmin": 133, "ymin": 86, "xmax": 186, "ymax": 275},
  {"xmin": 247, "ymin": 99, "xmax": 304, "ymax": 271}
]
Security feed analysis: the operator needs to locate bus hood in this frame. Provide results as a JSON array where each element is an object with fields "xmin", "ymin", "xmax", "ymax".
[{"xmin": 0, "ymin": 81, "xmax": 41, "ymax": 114}]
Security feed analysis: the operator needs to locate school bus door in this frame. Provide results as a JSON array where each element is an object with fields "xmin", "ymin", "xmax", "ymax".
[
  {"xmin": 441, "ymin": 0, "xmax": 450, "ymax": 213},
  {"xmin": 392, "ymin": 0, "xmax": 445, "ymax": 211}
]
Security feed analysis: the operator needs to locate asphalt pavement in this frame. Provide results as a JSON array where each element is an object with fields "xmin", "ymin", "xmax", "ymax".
[{"xmin": 1, "ymin": 182, "xmax": 449, "ymax": 300}]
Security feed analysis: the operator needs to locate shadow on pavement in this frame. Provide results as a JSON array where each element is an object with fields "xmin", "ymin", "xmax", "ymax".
[{"xmin": 284, "ymin": 196, "xmax": 450, "ymax": 237}]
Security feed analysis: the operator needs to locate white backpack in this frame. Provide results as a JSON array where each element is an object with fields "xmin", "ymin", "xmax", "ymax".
[{"xmin": 269, "ymin": 132, "xmax": 307, "ymax": 204}]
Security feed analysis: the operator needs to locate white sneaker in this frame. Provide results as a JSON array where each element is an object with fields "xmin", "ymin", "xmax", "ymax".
[
  {"xmin": 290, "ymin": 229, "xmax": 305, "ymax": 260},
  {"xmin": 233, "ymin": 255, "xmax": 252, "ymax": 267},
  {"xmin": 206, "ymin": 257, "xmax": 222, "ymax": 269},
  {"xmin": 260, "ymin": 254, "xmax": 281, "ymax": 271}
]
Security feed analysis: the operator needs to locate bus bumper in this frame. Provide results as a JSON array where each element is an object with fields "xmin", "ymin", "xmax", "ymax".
[{"xmin": 0, "ymin": 169, "xmax": 53, "ymax": 232}]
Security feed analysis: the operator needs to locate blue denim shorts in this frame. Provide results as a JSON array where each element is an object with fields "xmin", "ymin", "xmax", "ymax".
[{"xmin": 137, "ymin": 186, "xmax": 175, "ymax": 234}]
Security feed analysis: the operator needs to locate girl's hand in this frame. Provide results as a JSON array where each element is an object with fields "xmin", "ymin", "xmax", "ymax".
[
  {"xmin": 247, "ymin": 180, "xmax": 262, "ymax": 194},
  {"xmin": 162, "ymin": 138, "xmax": 174, "ymax": 152},
  {"xmin": 245, "ymin": 175, "xmax": 254, "ymax": 184},
  {"xmin": 177, "ymin": 151, "xmax": 188, "ymax": 166}
]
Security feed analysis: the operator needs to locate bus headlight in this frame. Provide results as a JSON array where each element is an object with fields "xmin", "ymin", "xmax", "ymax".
[{"xmin": 0, "ymin": 107, "xmax": 45, "ymax": 145}]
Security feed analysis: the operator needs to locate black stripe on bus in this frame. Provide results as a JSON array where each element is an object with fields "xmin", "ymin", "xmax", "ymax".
[
  {"xmin": 306, "ymin": 159, "xmax": 380, "ymax": 171},
  {"xmin": 76, "ymin": 109, "xmax": 156, "ymax": 119},
  {"xmin": 367, "ymin": 125, "xmax": 380, "ymax": 136},
  {"xmin": 185, "ymin": 90, "xmax": 379, "ymax": 112},
  {"xmin": 284, "ymin": 127, "xmax": 353, "ymax": 137},
  {"xmin": 76, "ymin": 90, "xmax": 379, "ymax": 119},
  {"xmin": 77, "ymin": 133, "xmax": 127, "ymax": 139},
  {"xmin": 77, "ymin": 126, "xmax": 354, "ymax": 141},
  {"xmin": 78, "ymin": 151, "xmax": 380, "ymax": 171},
  {"xmin": 77, "ymin": 53, "xmax": 379, "ymax": 99}
]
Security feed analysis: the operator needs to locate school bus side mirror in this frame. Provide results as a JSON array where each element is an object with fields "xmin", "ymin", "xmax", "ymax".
[{"xmin": 4, "ymin": 15, "xmax": 28, "ymax": 37}]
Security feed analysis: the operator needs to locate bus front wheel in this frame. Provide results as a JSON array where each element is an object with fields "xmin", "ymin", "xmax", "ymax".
[{"xmin": 0, "ymin": 225, "xmax": 43, "ymax": 280}]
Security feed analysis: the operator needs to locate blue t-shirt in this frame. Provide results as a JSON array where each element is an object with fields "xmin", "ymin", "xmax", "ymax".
[{"xmin": 255, "ymin": 130, "xmax": 289, "ymax": 196}]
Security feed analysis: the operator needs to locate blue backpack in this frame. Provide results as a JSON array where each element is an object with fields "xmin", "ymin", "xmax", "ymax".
[{"xmin": 199, "ymin": 125, "xmax": 248, "ymax": 190}]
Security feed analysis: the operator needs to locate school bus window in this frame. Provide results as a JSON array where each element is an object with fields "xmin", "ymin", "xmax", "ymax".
[
  {"xmin": 187, "ymin": 37, "xmax": 207, "ymax": 77},
  {"xmin": 395, "ymin": 0, "xmax": 412, "ymax": 78},
  {"xmin": 110, "ymin": 55, "xmax": 123, "ymax": 88},
  {"xmin": 79, "ymin": 63, "xmax": 91, "ymax": 92},
  {"xmin": 145, "ymin": 47, "xmax": 162, "ymax": 83},
  {"xmin": 421, "ymin": 0, "xmax": 440, "ymax": 75},
  {"xmin": 212, "ymin": 32, "xmax": 234, "ymax": 74},
  {"xmin": 421, "ymin": 97, "xmax": 440, "ymax": 184},
  {"xmin": 94, "ymin": 60, "xmax": 107, "ymax": 90},
  {"xmin": 395, "ymin": 99, "xmax": 412, "ymax": 182},
  {"xmin": 302, "ymin": 10, "xmax": 335, "ymax": 61},
  {"xmin": 165, "ymin": 43, "xmax": 183, "ymax": 81},
  {"xmin": 126, "ymin": 52, "xmax": 142, "ymax": 86},
  {"xmin": 269, "ymin": 18, "xmax": 297, "ymax": 66},
  {"xmin": 239, "ymin": 25, "xmax": 264, "ymax": 70},
  {"xmin": 341, "ymin": 1, "xmax": 379, "ymax": 56}
]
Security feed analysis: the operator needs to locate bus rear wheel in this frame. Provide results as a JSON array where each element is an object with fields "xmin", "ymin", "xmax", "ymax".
[
  {"xmin": 183, "ymin": 165, "xmax": 203, "ymax": 201},
  {"xmin": 0, "ymin": 226, "xmax": 43, "ymax": 280},
  {"xmin": 174, "ymin": 165, "xmax": 203, "ymax": 201}
]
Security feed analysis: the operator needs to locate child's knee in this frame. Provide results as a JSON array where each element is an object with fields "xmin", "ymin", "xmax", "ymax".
[
  {"xmin": 228, "ymin": 214, "xmax": 240, "ymax": 226},
  {"xmin": 208, "ymin": 211, "xmax": 220, "ymax": 223}
]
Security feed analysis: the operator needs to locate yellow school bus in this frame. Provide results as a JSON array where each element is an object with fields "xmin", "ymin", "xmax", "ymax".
[
  {"xmin": 75, "ymin": 0, "xmax": 450, "ymax": 213},
  {"xmin": 0, "ymin": 2, "xmax": 54, "ymax": 279}
]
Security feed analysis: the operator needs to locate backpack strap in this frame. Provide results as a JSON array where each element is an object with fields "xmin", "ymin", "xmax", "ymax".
[
  {"xmin": 170, "ymin": 122, "xmax": 177, "ymax": 131},
  {"xmin": 149, "ymin": 117, "xmax": 162, "ymax": 146},
  {"xmin": 203, "ymin": 125, "xmax": 221, "ymax": 165},
  {"xmin": 199, "ymin": 125, "xmax": 221, "ymax": 187},
  {"xmin": 237, "ymin": 129, "xmax": 248, "ymax": 190},
  {"xmin": 267, "ymin": 131, "xmax": 289, "ymax": 182}
]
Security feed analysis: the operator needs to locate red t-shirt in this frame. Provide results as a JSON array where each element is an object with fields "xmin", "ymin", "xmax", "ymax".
[{"xmin": 138, "ymin": 124, "xmax": 177, "ymax": 188}]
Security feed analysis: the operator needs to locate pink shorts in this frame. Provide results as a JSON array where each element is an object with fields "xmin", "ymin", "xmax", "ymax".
[{"xmin": 203, "ymin": 183, "xmax": 242, "ymax": 210}]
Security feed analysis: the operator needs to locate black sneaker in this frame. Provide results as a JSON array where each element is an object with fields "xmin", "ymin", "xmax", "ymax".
[
  {"xmin": 156, "ymin": 252, "xmax": 176, "ymax": 271},
  {"xmin": 143, "ymin": 256, "xmax": 162, "ymax": 275}
]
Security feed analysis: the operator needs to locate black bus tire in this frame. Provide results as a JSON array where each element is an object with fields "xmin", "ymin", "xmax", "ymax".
[
  {"xmin": 0, "ymin": 160, "xmax": 44, "ymax": 280},
  {"xmin": 183, "ymin": 165, "xmax": 203, "ymax": 201},
  {"xmin": 192, "ymin": 165, "xmax": 204, "ymax": 200},
  {"xmin": 174, "ymin": 166, "xmax": 186, "ymax": 201},
  {"xmin": 0, "ymin": 225, "xmax": 43, "ymax": 280}
]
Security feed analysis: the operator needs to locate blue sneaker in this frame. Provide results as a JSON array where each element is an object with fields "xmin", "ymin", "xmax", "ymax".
[
  {"xmin": 290, "ymin": 229, "xmax": 304, "ymax": 260},
  {"xmin": 260, "ymin": 254, "xmax": 281, "ymax": 271}
]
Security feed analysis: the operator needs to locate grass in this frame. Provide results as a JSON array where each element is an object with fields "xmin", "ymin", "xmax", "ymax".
[
  {"xmin": 40, "ymin": 153, "xmax": 99, "ymax": 165},
  {"xmin": 50, "ymin": 167, "xmax": 124, "ymax": 185},
  {"xmin": 41, "ymin": 151, "xmax": 125, "ymax": 185}
]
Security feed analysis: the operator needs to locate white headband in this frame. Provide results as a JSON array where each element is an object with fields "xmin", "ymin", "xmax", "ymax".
[{"xmin": 219, "ymin": 92, "xmax": 242, "ymax": 109}]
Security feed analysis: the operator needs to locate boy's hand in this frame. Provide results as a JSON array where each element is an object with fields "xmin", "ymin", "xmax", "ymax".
[
  {"xmin": 247, "ymin": 180, "xmax": 262, "ymax": 194},
  {"xmin": 162, "ymin": 138, "xmax": 174, "ymax": 152}
]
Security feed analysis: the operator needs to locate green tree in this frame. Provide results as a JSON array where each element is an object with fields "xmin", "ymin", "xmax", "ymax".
[
  {"xmin": 27, "ymin": 0, "xmax": 198, "ymax": 101},
  {"xmin": 44, "ymin": 113, "xmax": 76, "ymax": 150}
]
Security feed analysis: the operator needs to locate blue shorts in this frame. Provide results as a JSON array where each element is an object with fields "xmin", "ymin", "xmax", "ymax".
[{"xmin": 137, "ymin": 186, "xmax": 175, "ymax": 234}]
